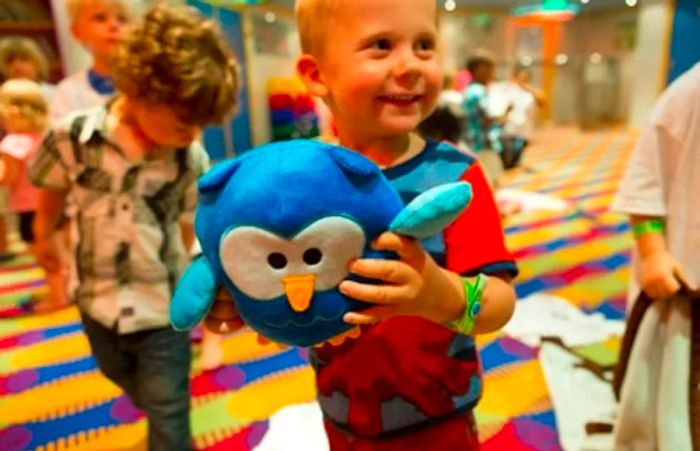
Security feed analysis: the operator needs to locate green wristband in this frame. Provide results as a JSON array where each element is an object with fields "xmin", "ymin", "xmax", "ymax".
[
  {"xmin": 447, "ymin": 274, "xmax": 488, "ymax": 335},
  {"xmin": 632, "ymin": 219, "xmax": 665, "ymax": 237}
]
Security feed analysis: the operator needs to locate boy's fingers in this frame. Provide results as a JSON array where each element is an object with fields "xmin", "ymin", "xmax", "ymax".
[
  {"xmin": 348, "ymin": 259, "xmax": 412, "ymax": 284},
  {"xmin": 204, "ymin": 316, "xmax": 243, "ymax": 334},
  {"xmin": 339, "ymin": 280, "xmax": 404, "ymax": 305},
  {"xmin": 649, "ymin": 275, "xmax": 680, "ymax": 299},
  {"xmin": 40, "ymin": 255, "xmax": 61, "ymax": 273},
  {"xmin": 209, "ymin": 299, "xmax": 238, "ymax": 320},
  {"xmin": 372, "ymin": 232, "xmax": 424, "ymax": 265},
  {"xmin": 343, "ymin": 311, "xmax": 378, "ymax": 325},
  {"xmin": 674, "ymin": 265, "xmax": 698, "ymax": 292},
  {"xmin": 343, "ymin": 306, "xmax": 400, "ymax": 325},
  {"xmin": 205, "ymin": 299, "xmax": 243, "ymax": 334}
]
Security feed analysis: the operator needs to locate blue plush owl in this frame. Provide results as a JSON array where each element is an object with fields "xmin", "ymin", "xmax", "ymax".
[{"xmin": 170, "ymin": 140, "xmax": 473, "ymax": 347}]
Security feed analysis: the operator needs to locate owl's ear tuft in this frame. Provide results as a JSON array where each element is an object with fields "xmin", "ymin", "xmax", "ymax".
[{"xmin": 199, "ymin": 159, "xmax": 242, "ymax": 195}]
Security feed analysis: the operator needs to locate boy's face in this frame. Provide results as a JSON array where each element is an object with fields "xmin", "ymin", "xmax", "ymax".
[
  {"xmin": 474, "ymin": 63, "xmax": 495, "ymax": 84},
  {"xmin": 71, "ymin": 1, "xmax": 129, "ymax": 63},
  {"xmin": 130, "ymin": 101, "xmax": 201, "ymax": 149},
  {"xmin": 0, "ymin": 105, "xmax": 33, "ymax": 134},
  {"xmin": 7, "ymin": 58, "xmax": 39, "ymax": 81},
  {"xmin": 303, "ymin": 0, "xmax": 442, "ymax": 139}
]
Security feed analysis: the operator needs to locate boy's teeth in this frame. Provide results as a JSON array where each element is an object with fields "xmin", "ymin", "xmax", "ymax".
[{"xmin": 386, "ymin": 95, "xmax": 415, "ymax": 101}]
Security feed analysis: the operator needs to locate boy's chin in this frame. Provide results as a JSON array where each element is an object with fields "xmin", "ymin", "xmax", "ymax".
[{"xmin": 376, "ymin": 119, "xmax": 422, "ymax": 136}]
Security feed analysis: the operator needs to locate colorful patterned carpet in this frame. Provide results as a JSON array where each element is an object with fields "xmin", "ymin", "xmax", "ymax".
[{"xmin": 0, "ymin": 127, "xmax": 636, "ymax": 450}]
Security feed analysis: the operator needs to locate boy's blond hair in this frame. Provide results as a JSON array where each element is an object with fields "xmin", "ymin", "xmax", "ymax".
[
  {"xmin": 295, "ymin": 0, "xmax": 341, "ymax": 56},
  {"xmin": 0, "ymin": 37, "xmax": 49, "ymax": 82},
  {"xmin": 113, "ymin": 4, "xmax": 240, "ymax": 126},
  {"xmin": 66, "ymin": 0, "xmax": 130, "ymax": 22},
  {"xmin": 0, "ymin": 79, "xmax": 48, "ymax": 131}
]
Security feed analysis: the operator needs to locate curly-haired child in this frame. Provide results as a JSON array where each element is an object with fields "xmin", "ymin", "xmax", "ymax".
[{"xmin": 28, "ymin": 4, "xmax": 240, "ymax": 449}]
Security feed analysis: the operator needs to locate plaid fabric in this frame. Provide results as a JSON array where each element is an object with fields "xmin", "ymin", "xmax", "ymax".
[
  {"xmin": 463, "ymin": 83, "xmax": 503, "ymax": 153},
  {"xmin": 28, "ymin": 106, "xmax": 209, "ymax": 333}
]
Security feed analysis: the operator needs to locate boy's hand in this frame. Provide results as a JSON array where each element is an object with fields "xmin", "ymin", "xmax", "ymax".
[
  {"xmin": 203, "ymin": 288, "xmax": 245, "ymax": 334},
  {"xmin": 640, "ymin": 250, "xmax": 696, "ymax": 299},
  {"xmin": 340, "ymin": 232, "xmax": 460, "ymax": 325},
  {"xmin": 33, "ymin": 236, "xmax": 62, "ymax": 273}
]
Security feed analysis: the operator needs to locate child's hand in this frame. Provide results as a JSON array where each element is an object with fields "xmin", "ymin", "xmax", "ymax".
[
  {"xmin": 33, "ymin": 236, "xmax": 62, "ymax": 273},
  {"xmin": 203, "ymin": 288, "xmax": 245, "ymax": 334},
  {"xmin": 640, "ymin": 250, "xmax": 697, "ymax": 299},
  {"xmin": 340, "ymin": 232, "xmax": 460, "ymax": 326}
]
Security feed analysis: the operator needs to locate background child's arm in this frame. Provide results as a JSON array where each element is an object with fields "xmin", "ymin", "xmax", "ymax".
[
  {"xmin": 33, "ymin": 189, "xmax": 68, "ymax": 272},
  {"xmin": 632, "ymin": 214, "xmax": 696, "ymax": 298},
  {"xmin": 0, "ymin": 154, "xmax": 21, "ymax": 185},
  {"xmin": 340, "ymin": 232, "xmax": 516, "ymax": 334}
]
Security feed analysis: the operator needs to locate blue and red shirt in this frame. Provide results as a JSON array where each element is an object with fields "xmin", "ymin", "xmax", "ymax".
[{"xmin": 311, "ymin": 140, "xmax": 518, "ymax": 438}]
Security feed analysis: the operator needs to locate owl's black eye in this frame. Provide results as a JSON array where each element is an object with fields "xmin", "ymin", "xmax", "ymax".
[
  {"xmin": 303, "ymin": 248, "xmax": 323, "ymax": 265},
  {"xmin": 267, "ymin": 252, "xmax": 288, "ymax": 269}
]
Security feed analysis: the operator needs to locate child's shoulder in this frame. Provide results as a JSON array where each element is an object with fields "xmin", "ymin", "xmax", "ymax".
[
  {"xmin": 181, "ymin": 140, "xmax": 210, "ymax": 173},
  {"xmin": 50, "ymin": 105, "xmax": 105, "ymax": 139},
  {"xmin": 0, "ymin": 133, "xmax": 40, "ymax": 160},
  {"xmin": 385, "ymin": 140, "xmax": 478, "ymax": 188},
  {"xmin": 54, "ymin": 70, "xmax": 88, "ymax": 92},
  {"xmin": 421, "ymin": 139, "xmax": 478, "ymax": 167}
]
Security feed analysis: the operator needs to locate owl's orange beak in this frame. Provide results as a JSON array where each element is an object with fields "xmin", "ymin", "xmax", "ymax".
[{"xmin": 283, "ymin": 274, "xmax": 316, "ymax": 312}]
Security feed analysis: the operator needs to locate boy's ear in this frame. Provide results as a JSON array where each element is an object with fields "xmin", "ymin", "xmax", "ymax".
[
  {"xmin": 297, "ymin": 54, "xmax": 328, "ymax": 98},
  {"xmin": 70, "ymin": 21, "xmax": 85, "ymax": 42}
]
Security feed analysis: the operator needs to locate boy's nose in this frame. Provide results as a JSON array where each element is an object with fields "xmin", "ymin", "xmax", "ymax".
[
  {"xmin": 393, "ymin": 52, "xmax": 421, "ymax": 77},
  {"xmin": 107, "ymin": 16, "xmax": 122, "ymax": 30}
]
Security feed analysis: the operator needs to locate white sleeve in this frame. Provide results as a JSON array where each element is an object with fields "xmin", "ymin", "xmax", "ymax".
[
  {"xmin": 611, "ymin": 122, "xmax": 675, "ymax": 217},
  {"xmin": 49, "ymin": 80, "xmax": 73, "ymax": 126},
  {"xmin": 611, "ymin": 68, "xmax": 700, "ymax": 217}
]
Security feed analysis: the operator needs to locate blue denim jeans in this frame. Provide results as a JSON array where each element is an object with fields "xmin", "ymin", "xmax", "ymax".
[{"xmin": 81, "ymin": 313, "xmax": 192, "ymax": 451}]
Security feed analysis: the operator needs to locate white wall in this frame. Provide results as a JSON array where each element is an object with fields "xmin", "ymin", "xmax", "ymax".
[
  {"xmin": 50, "ymin": 0, "xmax": 90, "ymax": 76},
  {"xmin": 439, "ymin": 12, "xmax": 508, "ymax": 75},
  {"xmin": 554, "ymin": 9, "xmax": 638, "ymax": 125},
  {"xmin": 628, "ymin": 0, "xmax": 673, "ymax": 128}
]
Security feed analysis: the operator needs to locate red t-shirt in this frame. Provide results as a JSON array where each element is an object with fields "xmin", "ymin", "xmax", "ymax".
[{"xmin": 311, "ymin": 141, "xmax": 517, "ymax": 438}]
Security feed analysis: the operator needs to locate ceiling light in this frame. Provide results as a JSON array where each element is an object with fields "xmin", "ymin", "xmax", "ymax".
[
  {"xmin": 590, "ymin": 53, "xmax": 602, "ymax": 64},
  {"xmin": 445, "ymin": 0, "xmax": 457, "ymax": 12},
  {"xmin": 555, "ymin": 53, "xmax": 569, "ymax": 65},
  {"xmin": 265, "ymin": 11, "xmax": 276, "ymax": 23}
]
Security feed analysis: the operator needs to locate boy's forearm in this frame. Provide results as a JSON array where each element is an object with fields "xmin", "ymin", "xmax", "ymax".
[
  {"xmin": 34, "ymin": 189, "xmax": 68, "ymax": 239},
  {"xmin": 439, "ymin": 269, "xmax": 516, "ymax": 334},
  {"xmin": 631, "ymin": 215, "xmax": 667, "ymax": 258},
  {"xmin": 0, "ymin": 156, "xmax": 20, "ymax": 185},
  {"xmin": 472, "ymin": 273, "xmax": 516, "ymax": 334},
  {"xmin": 180, "ymin": 221, "xmax": 195, "ymax": 254}
]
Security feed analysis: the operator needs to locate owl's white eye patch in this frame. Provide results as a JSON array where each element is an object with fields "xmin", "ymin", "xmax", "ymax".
[{"xmin": 219, "ymin": 217, "xmax": 366, "ymax": 301}]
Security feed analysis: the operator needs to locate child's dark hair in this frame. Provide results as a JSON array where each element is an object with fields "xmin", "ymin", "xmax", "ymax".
[
  {"xmin": 466, "ymin": 55, "xmax": 494, "ymax": 74},
  {"xmin": 113, "ymin": 3, "xmax": 240, "ymax": 126},
  {"xmin": 418, "ymin": 105, "xmax": 464, "ymax": 144}
]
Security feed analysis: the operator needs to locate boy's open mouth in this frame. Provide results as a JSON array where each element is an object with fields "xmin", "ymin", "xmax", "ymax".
[{"xmin": 378, "ymin": 94, "xmax": 422, "ymax": 107}]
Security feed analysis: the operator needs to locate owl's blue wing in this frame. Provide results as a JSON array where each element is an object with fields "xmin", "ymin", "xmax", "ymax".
[
  {"xmin": 389, "ymin": 182, "xmax": 473, "ymax": 239},
  {"xmin": 170, "ymin": 255, "xmax": 218, "ymax": 331}
]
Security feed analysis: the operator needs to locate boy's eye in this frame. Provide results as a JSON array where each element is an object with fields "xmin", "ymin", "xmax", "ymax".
[
  {"xmin": 416, "ymin": 38, "xmax": 435, "ymax": 52},
  {"xmin": 371, "ymin": 38, "xmax": 392, "ymax": 52},
  {"xmin": 92, "ymin": 12, "xmax": 108, "ymax": 22}
]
